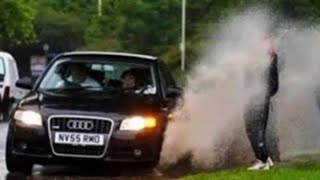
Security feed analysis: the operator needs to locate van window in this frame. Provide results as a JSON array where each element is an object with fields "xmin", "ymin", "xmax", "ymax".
[{"xmin": 0, "ymin": 58, "xmax": 5, "ymax": 81}]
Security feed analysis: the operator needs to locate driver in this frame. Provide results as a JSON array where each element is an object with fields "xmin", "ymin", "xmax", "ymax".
[{"xmin": 57, "ymin": 63, "xmax": 100, "ymax": 88}]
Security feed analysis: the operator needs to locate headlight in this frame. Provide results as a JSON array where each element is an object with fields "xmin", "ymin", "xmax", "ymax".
[
  {"xmin": 14, "ymin": 110, "xmax": 42, "ymax": 126},
  {"xmin": 120, "ymin": 116, "xmax": 156, "ymax": 131}
]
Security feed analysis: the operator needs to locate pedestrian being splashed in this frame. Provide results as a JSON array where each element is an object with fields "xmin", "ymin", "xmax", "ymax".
[{"xmin": 245, "ymin": 34, "xmax": 279, "ymax": 170}]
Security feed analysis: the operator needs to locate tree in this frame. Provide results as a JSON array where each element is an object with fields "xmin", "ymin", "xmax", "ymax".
[
  {"xmin": 0, "ymin": 0, "xmax": 36, "ymax": 47},
  {"xmin": 34, "ymin": 7, "xmax": 85, "ymax": 52},
  {"xmin": 113, "ymin": 0, "xmax": 181, "ymax": 55}
]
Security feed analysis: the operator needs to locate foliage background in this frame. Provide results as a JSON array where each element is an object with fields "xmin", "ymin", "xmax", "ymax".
[{"xmin": 2, "ymin": 0, "xmax": 320, "ymax": 80}]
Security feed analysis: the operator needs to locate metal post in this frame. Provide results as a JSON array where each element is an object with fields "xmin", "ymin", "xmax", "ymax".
[
  {"xmin": 43, "ymin": 43, "xmax": 50, "ymax": 62},
  {"xmin": 181, "ymin": 0, "xmax": 186, "ymax": 71},
  {"xmin": 98, "ymin": 0, "xmax": 102, "ymax": 16}
]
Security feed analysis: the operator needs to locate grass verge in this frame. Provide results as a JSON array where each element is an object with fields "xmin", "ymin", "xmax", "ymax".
[{"xmin": 181, "ymin": 156, "xmax": 320, "ymax": 180}]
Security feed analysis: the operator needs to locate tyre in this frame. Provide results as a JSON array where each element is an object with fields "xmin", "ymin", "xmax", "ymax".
[
  {"xmin": 140, "ymin": 161, "xmax": 158, "ymax": 169},
  {"xmin": 2, "ymin": 100, "xmax": 12, "ymax": 122},
  {"xmin": 5, "ymin": 130, "xmax": 33, "ymax": 175},
  {"xmin": 1, "ymin": 87, "xmax": 11, "ymax": 121}
]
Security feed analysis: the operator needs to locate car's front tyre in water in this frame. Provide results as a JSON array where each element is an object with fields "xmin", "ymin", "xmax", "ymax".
[{"xmin": 5, "ymin": 130, "xmax": 33, "ymax": 175}]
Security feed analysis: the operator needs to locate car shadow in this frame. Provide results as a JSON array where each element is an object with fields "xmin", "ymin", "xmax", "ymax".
[
  {"xmin": 0, "ymin": 120, "xmax": 8, "ymax": 124},
  {"xmin": 5, "ymin": 172, "xmax": 28, "ymax": 180}
]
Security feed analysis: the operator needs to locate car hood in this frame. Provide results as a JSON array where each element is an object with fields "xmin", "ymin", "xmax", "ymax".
[{"xmin": 19, "ymin": 91, "xmax": 163, "ymax": 118}]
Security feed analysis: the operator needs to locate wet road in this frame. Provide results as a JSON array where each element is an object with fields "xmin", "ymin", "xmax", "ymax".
[
  {"xmin": 0, "ymin": 123, "xmax": 7, "ymax": 178},
  {"xmin": 0, "ymin": 122, "xmax": 177, "ymax": 180}
]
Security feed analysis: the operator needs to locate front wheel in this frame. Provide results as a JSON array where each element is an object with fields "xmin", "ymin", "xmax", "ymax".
[
  {"xmin": 5, "ymin": 130, "xmax": 33, "ymax": 174},
  {"xmin": 2, "ymin": 101, "xmax": 12, "ymax": 122},
  {"xmin": 140, "ymin": 161, "xmax": 159, "ymax": 169}
]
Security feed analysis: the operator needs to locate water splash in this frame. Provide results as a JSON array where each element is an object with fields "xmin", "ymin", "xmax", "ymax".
[{"xmin": 160, "ymin": 7, "xmax": 320, "ymax": 170}]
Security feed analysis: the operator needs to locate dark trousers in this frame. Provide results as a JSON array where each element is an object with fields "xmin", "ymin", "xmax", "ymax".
[
  {"xmin": 266, "ymin": 103, "xmax": 279, "ymax": 158},
  {"xmin": 245, "ymin": 100, "xmax": 270, "ymax": 163}
]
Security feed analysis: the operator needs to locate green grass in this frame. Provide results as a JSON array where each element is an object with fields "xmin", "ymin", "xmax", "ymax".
[{"xmin": 181, "ymin": 158, "xmax": 320, "ymax": 180}]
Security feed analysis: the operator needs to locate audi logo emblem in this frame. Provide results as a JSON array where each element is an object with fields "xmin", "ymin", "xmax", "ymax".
[{"xmin": 67, "ymin": 120, "xmax": 94, "ymax": 130}]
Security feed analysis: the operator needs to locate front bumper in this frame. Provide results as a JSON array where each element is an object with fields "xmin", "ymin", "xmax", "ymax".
[{"xmin": 11, "ymin": 119, "xmax": 163, "ymax": 165}]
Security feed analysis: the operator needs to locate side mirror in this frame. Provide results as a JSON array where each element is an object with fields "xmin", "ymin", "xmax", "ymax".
[
  {"xmin": 16, "ymin": 77, "xmax": 33, "ymax": 90},
  {"xmin": 166, "ymin": 86, "xmax": 183, "ymax": 99}
]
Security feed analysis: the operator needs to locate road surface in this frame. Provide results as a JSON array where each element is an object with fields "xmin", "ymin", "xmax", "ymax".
[{"xmin": 0, "ymin": 122, "xmax": 178, "ymax": 180}]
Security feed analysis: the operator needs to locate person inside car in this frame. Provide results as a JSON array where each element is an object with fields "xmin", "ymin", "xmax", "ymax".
[
  {"xmin": 120, "ymin": 69, "xmax": 156, "ymax": 94},
  {"xmin": 121, "ymin": 69, "xmax": 137, "ymax": 90},
  {"xmin": 57, "ymin": 63, "xmax": 101, "ymax": 88}
]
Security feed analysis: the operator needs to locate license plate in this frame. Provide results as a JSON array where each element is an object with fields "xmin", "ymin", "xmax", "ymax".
[{"xmin": 54, "ymin": 132, "xmax": 104, "ymax": 146}]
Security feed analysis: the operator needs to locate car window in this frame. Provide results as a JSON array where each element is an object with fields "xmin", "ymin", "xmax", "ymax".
[
  {"xmin": 159, "ymin": 62, "xmax": 176, "ymax": 88},
  {"xmin": 0, "ymin": 57, "xmax": 6, "ymax": 82},
  {"xmin": 39, "ymin": 58, "xmax": 158, "ymax": 95}
]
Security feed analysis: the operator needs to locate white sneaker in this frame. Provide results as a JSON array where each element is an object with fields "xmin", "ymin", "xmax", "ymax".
[
  {"xmin": 267, "ymin": 157, "xmax": 274, "ymax": 167},
  {"xmin": 152, "ymin": 168, "xmax": 163, "ymax": 177},
  {"xmin": 247, "ymin": 160, "xmax": 270, "ymax": 170}
]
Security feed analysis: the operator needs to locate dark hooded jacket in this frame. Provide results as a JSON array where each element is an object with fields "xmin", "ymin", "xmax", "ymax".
[{"xmin": 267, "ymin": 52, "xmax": 279, "ymax": 98}]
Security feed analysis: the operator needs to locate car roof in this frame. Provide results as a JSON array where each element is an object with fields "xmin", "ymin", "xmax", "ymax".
[
  {"xmin": 0, "ymin": 51, "xmax": 15, "ymax": 61},
  {"xmin": 58, "ymin": 51, "xmax": 158, "ymax": 61}
]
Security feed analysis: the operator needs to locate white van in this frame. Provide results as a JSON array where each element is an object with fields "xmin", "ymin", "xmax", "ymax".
[{"xmin": 0, "ymin": 52, "xmax": 21, "ymax": 121}]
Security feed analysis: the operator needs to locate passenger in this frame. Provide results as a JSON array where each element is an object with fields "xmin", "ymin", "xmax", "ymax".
[
  {"xmin": 120, "ymin": 68, "xmax": 156, "ymax": 94},
  {"xmin": 121, "ymin": 70, "xmax": 137, "ymax": 89}
]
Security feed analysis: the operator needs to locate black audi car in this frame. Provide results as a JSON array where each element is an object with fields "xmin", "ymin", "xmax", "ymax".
[{"xmin": 6, "ymin": 52, "xmax": 182, "ymax": 174}]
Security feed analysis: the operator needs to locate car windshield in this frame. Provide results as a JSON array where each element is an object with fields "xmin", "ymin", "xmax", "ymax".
[
  {"xmin": 39, "ymin": 58, "xmax": 158, "ymax": 95},
  {"xmin": 0, "ymin": 58, "xmax": 5, "ymax": 82}
]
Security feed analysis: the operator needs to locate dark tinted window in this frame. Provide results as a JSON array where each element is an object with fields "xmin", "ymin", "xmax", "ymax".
[{"xmin": 159, "ymin": 61, "xmax": 175, "ymax": 87}]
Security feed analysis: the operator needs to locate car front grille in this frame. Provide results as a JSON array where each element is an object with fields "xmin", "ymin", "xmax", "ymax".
[
  {"xmin": 50, "ymin": 117, "xmax": 112, "ymax": 133},
  {"xmin": 48, "ymin": 115, "xmax": 113, "ymax": 158}
]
